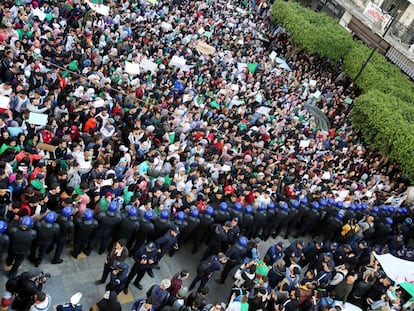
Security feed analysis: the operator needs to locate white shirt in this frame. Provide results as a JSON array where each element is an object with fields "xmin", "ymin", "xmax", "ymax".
[{"xmin": 30, "ymin": 294, "xmax": 51, "ymax": 311}]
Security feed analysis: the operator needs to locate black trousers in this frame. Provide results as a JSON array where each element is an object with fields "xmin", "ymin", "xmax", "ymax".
[
  {"xmin": 125, "ymin": 263, "xmax": 146, "ymax": 286},
  {"xmin": 189, "ymin": 274, "xmax": 210, "ymax": 292}
]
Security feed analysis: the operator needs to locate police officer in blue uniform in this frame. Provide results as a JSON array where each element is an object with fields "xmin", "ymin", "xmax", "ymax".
[
  {"xmin": 7, "ymin": 216, "xmax": 37, "ymax": 276},
  {"xmin": 71, "ymin": 209, "xmax": 98, "ymax": 258},
  {"xmin": 87, "ymin": 202, "xmax": 122, "ymax": 254},
  {"xmin": 29, "ymin": 211, "xmax": 60, "ymax": 267},
  {"xmin": 51, "ymin": 206, "xmax": 74, "ymax": 264},
  {"xmin": 216, "ymin": 236, "xmax": 248, "ymax": 284},
  {"xmin": 124, "ymin": 242, "xmax": 159, "ymax": 293}
]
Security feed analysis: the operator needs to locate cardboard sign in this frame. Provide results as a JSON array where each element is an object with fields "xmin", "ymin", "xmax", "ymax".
[
  {"xmin": 196, "ymin": 42, "xmax": 216, "ymax": 55},
  {"xmin": 37, "ymin": 143, "xmax": 57, "ymax": 152}
]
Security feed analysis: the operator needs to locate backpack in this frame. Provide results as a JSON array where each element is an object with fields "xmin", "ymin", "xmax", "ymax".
[
  {"xmin": 5, "ymin": 274, "xmax": 20, "ymax": 295},
  {"xmin": 197, "ymin": 257, "xmax": 214, "ymax": 276}
]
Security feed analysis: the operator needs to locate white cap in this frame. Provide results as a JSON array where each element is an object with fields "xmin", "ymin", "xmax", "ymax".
[{"xmin": 70, "ymin": 292, "xmax": 82, "ymax": 305}]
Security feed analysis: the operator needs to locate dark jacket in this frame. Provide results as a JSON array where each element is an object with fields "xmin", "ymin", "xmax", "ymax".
[{"xmin": 146, "ymin": 284, "xmax": 170, "ymax": 311}]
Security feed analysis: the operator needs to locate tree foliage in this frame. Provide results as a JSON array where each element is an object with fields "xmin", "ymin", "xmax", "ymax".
[
  {"xmin": 271, "ymin": 1, "xmax": 353, "ymax": 61},
  {"xmin": 351, "ymin": 91, "xmax": 414, "ymax": 180}
]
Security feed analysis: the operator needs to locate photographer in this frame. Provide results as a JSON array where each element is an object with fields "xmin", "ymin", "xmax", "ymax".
[{"xmin": 11, "ymin": 268, "xmax": 49, "ymax": 311}]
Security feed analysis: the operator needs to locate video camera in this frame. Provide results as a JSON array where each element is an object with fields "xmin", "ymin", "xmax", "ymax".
[{"xmin": 36, "ymin": 272, "xmax": 51, "ymax": 283}]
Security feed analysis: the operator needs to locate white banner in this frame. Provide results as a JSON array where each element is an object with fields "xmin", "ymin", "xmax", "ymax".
[
  {"xmin": 363, "ymin": 2, "xmax": 392, "ymax": 30},
  {"xmin": 374, "ymin": 253, "xmax": 414, "ymax": 284}
]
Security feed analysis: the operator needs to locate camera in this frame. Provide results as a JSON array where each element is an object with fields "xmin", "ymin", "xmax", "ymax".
[{"xmin": 36, "ymin": 272, "xmax": 51, "ymax": 282}]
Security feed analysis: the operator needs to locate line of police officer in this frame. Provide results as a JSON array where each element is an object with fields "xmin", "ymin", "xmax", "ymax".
[{"xmin": 2, "ymin": 196, "xmax": 413, "ymax": 280}]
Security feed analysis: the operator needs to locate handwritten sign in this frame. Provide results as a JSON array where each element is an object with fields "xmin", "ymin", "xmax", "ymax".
[{"xmin": 28, "ymin": 112, "xmax": 48, "ymax": 126}]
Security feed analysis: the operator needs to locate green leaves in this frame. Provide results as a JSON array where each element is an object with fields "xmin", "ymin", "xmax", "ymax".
[
  {"xmin": 351, "ymin": 90, "xmax": 414, "ymax": 180},
  {"xmin": 271, "ymin": 2, "xmax": 352, "ymax": 61}
]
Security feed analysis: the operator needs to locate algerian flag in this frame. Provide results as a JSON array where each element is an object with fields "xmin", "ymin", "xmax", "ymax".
[
  {"xmin": 210, "ymin": 101, "xmax": 220, "ymax": 109},
  {"xmin": 168, "ymin": 132, "xmax": 175, "ymax": 144},
  {"xmin": 68, "ymin": 60, "xmax": 79, "ymax": 71},
  {"xmin": 247, "ymin": 63, "xmax": 258, "ymax": 74},
  {"xmin": 401, "ymin": 282, "xmax": 414, "ymax": 298},
  {"xmin": 86, "ymin": 0, "xmax": 110, "ymax": 16}
]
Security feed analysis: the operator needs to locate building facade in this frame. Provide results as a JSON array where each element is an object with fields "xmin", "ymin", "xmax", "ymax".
[{"xmin": 311, "ymin": 0, "xmax": 414, "ymax": 79}]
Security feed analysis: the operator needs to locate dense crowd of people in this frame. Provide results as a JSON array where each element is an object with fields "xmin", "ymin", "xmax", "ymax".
[{"xmin": 0, "ymin": 0, "xmax": 414, "ymax": 310}]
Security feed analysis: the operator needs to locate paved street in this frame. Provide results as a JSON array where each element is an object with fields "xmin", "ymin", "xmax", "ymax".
[{"xmin": 1, "ymin": 236, "xmax": 292, "ymax": 310}]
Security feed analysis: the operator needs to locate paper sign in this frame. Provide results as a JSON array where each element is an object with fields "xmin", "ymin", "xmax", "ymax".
[
  {"xmin": 196, "ymin": 42, "xmax": 216, "ymax": 55},
  {"xmin": 269, "ymin": 51, "xmax": 277, "ymax": 61},
  {"xmin": 85, "ymin": 0, "xmax": 110, "ymax": 16},
  {"xmin": 140, "ymin": 59, "xmax": 158, "ymax": 74},
  {"xmin": 237, "ymin": 63, "xmax": 247, "ymax": 73},
  {"xmin": 181, "ymin": 65, "xmax": 193, "ymax": 72},
  {"xmin": 203, "ymin": 31, "xmax": 213, "ymax": 38},
  {"xmin": 311, "ymin": 90, "xmax": 321, "ymax": 99},
  {"xmin": 256, "ymin": 106, "xmax": 271, "ymax": 115},
  {"xmin": 161, "ymin": 22, "xmax": 173, "ymax": 31},
  {"xmin": 93, "ymin": 98, "xmax": 106, "ymax": 108},
  {"xmin": 0, "ymin": 95, "xmax": 10, "ymax": 109},
  {"xmin": 183, "ymin": 94, "xmax": 193, "ymax": 103},
  {"xmin": 257, "ymin": 32, "xmax": 269, "ymax": 42},
  {"xmin": 299, "ymin": 140, "xmax": 310, "ymax": 148},
  {"xmin": 125, "ymin": 62, "xmax": 141, "ymax": 75},
  {"xmin": 169, "ymin": 56, "xmax": 187, "ymax": 70},
  {"xmin": 309, "ymin": 79, "xmax": 317, "ymax": 87},
  {"xmin": 182, "ymin": 35, "xmax": 196, "ymax": 45},
  {"xmin": 28, "ymin": 112, "xmax": 48, "ymax": 126},
  {"xmin": 236, "ymin": 8, "xmax": 247, "ymax": 15},
  {"xmin": 275, "ymin": 57, "xmax": 291, "ymax": 71},
  {"xmin": 198, "ymin": 27, "xmax": 205, "ymax": 35},
  {"xmin": 32, "ymin": 8, "xmax": 46, "ymax": 21}
]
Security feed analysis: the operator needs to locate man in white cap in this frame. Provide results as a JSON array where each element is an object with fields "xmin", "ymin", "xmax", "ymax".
[{"xmin": 56, "ymin": 292, "xmax": 82, "ymax": 311}]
